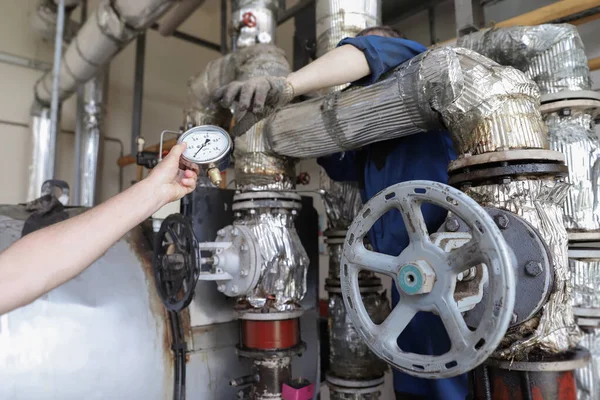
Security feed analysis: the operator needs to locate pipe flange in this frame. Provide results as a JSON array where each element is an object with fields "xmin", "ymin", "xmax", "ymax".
[
  {"xmin": 448, "ymin": 149, "xmax": 565, "ymax": 172},
  {"xmin": 485, "ymin": 347, "xmax": 590, "ymax": 372},
  {"xmin": 540, "ymin": 98, "xmax": 600, "ymax": 119},
  {"xmin": 233, "ymin": 191, "xmax": 303, "ymax": 211},
  {"xmin": 448, "ymin": 160, "xmax": 568, "ymax": 187},
  {"xmin": 237, "ymin": 341, "xmax": 307, "ymax": 360},
  {"xmin": 236, "ymin": 308, "xmax": 304, "ymax": 321},
  {"xmin": 568, "ymin": 232, "xmax": 600, "ymax": 243},
  {"xmin": 540, "ymin": 90, "xmax": 600, "ymax": 105},
  {"xmin": 325, "ymin": 374, "xmax": 385, "ymax": 389},
  {"xmin": 324, "ymin": 229, "xmax": 348, "ymax": 239},
  {"xmin": 568, "ymin": 249, "xmax": 600, "ymax": 258},
  {"xmin": 439, "ymin": 207, "xmax": 553, "ymax": 328}
]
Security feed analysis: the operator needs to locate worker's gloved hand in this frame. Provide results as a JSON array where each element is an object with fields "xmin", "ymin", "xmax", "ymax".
[{"xmin": 212, "ymin": 76, "xmax": 295, "ymax": 137}]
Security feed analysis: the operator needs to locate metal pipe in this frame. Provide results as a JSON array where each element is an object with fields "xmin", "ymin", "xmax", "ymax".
[
  {"xmin": 131, "ymin": 34, "xmax": 146, "ymax": 156},
  {"xmin": 79, "ymin": 71, "xmax": 109, "ymax": 207},
  {"xmin": 48, "ymin": 0, "xmax": 66, "ymax": 186},
  {"xmin": 149, "ymin": 23, "xmax": 222, "ymax": 52},
  {"xmin": 33, "ymin": 0, "xmax": 176, "ymax": 106},
  {"xmin": 221, "ymin": 0, "xmax": 228, "ymax": 54},
  {"xmin": 157, "ymin": 0, "xmax": 207, "ymax": 36},
  {"xmin": 278, "ymin": 0, "xmax": 314, "ymax": 25},
  {"xmin": 0, "ymin": 51, "xmax": 51, "ymax": 71},
  {"xmin": 73, "ymin": 0, "xmax": 87, "ymax": 204},
  {"xmin": 104, "ymin": 136, "xmax": 124, "ymax": 193}
]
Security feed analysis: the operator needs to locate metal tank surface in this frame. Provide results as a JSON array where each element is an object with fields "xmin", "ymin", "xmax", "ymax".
[{"xmin": 0, "ymin": 205, "xmax": 174, "ymax": 400}]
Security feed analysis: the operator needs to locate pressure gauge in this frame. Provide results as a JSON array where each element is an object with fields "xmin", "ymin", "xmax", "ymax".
[{"xmin": 176, "ymin": 125, "xmax": 232, "ymax": 186}]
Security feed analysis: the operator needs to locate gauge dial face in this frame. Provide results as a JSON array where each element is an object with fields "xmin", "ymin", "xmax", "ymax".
[{"xmin": 178, "ymin": 126, "xmax": 231, "ymax": 165}]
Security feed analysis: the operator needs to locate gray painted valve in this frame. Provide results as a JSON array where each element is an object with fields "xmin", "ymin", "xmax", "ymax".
[{"xmin": 340, "ymin": 181, "xmax": 515, "ymax": 379}]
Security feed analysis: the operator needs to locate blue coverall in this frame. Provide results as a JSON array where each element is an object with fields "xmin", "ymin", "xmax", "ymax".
[{"xmin": 317, "ymin": 36, "xmax": 468, "ymax": 400}]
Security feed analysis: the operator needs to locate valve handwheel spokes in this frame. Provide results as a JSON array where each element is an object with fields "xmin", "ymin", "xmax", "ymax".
[
  {"xmin": 153, "ymin": 214, "xmax": 200, "ymax": 312},
  {"xmin": 340, "ymin": 181, "xmax": 515, "ymax": 378}
]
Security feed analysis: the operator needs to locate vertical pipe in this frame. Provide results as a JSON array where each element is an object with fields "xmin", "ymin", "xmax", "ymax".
[
  {"xmin": 79, "ymin": 71, "xmax": 108, "ymax": 206},
  {"xmin": 73, "ymin": 0, "xmax": 88, "ymax": 204},
  {"xmin": 221, "ymin": 0, "xmax": 228, "ymax": 54},
  {"xmin": 49, "ymin": 0, "xmax": 66, "ymax": 183},
  {"xmin": 131, "ymin": 33, "xmax": 146, "ymax": 156}
]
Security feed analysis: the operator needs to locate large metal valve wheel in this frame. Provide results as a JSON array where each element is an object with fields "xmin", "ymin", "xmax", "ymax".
[{"xmin": 340, "ymin": 181, "xmax": 515, "ymax": 378}]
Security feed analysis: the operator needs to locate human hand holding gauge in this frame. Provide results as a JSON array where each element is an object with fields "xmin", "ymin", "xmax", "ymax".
[{"xmin": 162, "ymin": 125, "xmax": 232, "ymax": 187}]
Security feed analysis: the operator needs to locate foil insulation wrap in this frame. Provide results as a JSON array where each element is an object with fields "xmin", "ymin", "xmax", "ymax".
[
  {"xmin": 327, "ymin": 241, "xmax": 344, "ymax": 280},
  {"xmin": 232, "ymin": 0, "xmax": 278, "ymax": 48},
  {"xmin": 546, "ymin": 111, "xmax": 600, "ymax": 231},
  {"xmin": 576, "ymin": 330, "xmax": 600, "ymax": 400},
  {"xmin": 264, "ymin": 47, "xmax": 547, "ymax": 159},
  {"xmin": 463, "ymin": 179, "xmax": 581, "ymax": 358},
  {"xmin": 320, "ymin": 169, "xmax": 363, "ymax": 230},
  {"xmin": 570, "ymin": 258, "xmax": 600, "ymax": 309},
  {"xmin": 457, "ymin": 24, "xmax": 591, "ymax": 95},
  {"xmin": 236, "ymin": 210, "xmax": 309, "ymax": 311},
  {"xmin": 233, "ymin": 44, "xmax": 296, "ymax": 191},
  {"xmin": 328, "ymin": 292, "xmax": 390, "ymax": 380},
  {"xmin": 315, "ymin": 0, "xmax": 380, "ymax": 57}
]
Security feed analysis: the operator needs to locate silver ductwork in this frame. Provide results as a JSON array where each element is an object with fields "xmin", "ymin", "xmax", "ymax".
[
  {"xmin": 262, "ymin": 47, "xmax": 547, "ymax": 159},
  {"xmin": 320, "ymin": 170, "xmax": 363, "ymax": 230},
  {"xmin": 546, "ymin": 111, "xmax": 600, "ymax": 231},
  {"xmin": 233, "ymin": 193, "xmax": 309, "ymax": 311},
  {"xmin": 458, "ymin": 24, "xmax": 600, "ymax": 232},
  {"xmin": 77, "ymin": 72, "xmax": 109, "ymax": 207},
  {"xmin": 457, "ymin": 24, "xmax": 591, "ymax": 95},
  {"xmin": 315, "ymin": 0, "xmax": 380, "ymax": 58},
  {"xmin": 33, "ymin": 0, "xmax": 175, "ymax": 106},
  {"xmin": 27, "ymin": 107, "xmax": 55, "ymax": 202}
]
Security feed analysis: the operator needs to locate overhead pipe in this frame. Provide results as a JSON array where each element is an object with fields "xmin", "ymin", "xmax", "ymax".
[
  {"xmin": 33, "ymin": 0, "xmax": 176, "ymax": 106},
  {"xmin": 157, "ymin": 0, "xmax": 207, "ymax": 36},
  {"xmin": 28, "ymin": 0, "xmax": 175, "ymax": 201}
]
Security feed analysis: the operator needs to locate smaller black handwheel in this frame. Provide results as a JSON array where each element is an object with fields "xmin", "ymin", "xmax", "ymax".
[{"xmin": 153, "ymin": 214, "xmax": 200, "ymax": 312}]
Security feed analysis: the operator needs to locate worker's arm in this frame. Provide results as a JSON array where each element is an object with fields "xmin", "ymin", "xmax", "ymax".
[
  {"xmin": 213, "ymin": 36, "xmax": 427, "ymax": 136},
  {"xmin": 0, "ymin": 143, "xmax": 197, "ymax": 315}
]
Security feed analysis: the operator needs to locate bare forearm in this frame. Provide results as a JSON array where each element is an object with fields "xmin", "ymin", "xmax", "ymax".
[
  {"xmin": 0, "ymin": 180, "xmax": 165, "ymax": 314},
  {"xmin": 287, "ymin": 45, "xmax": 370, "ymax": 96}
]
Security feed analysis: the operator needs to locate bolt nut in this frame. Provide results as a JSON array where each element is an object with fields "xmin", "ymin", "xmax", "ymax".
[
  {"xmin": 240, "ymin": 244, "xmax": 249, "ymax": 252},
  {"xmin": 234, "ymin": 212, "xmax": 242, "ymax": 218},
  {"xmin": 231, "ymin": 285, "xmax": 239, "ymax": 294},
  {"xmin": 240, "ymin": 269, "xmax": 248, "ymax": 277},
  {"xmin": 249, "ymin": 209, "xmax": 256, "ymax": 215},
  {"xmin": 217, "ymin": 229, "xmax": 225, "ymax": 237},
  {"xmin": 398, "ymin": 260, "xmax": 436, "ymax": 295},
  {"xmin": 445, "ymin": 217, "xmax": 460, "ymax": 232},
  {"xmin": 217, "ymin": 284, "xmax": 226, "ymax": 292},
  {"xmin": 511, "ymin": 313, "xmax": 518, "ymax": 324},
  {"xmin": 525, "ymin": 261, "xmax": 543, "ymax": 277},
  {"xmin": 494, "ymin": 214, "xmax": 509, "ymax": 229},
  {"xmin": 231, "ymin": 228, "xmax": 239, "ymax": 236}
]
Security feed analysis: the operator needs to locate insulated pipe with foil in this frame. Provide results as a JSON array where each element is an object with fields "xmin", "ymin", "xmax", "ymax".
[
  {"xmin": 315, "ymin": 0, "xmax": 380, "ymax": 58},
  {"xmin": 458, "ymin": 24, "xmax": 600, "ymax": 232},
  {"xmin": 77, "ymin": 71, "xmax": 109, "ymax": 207},
  {"xmin": 262, "ymin": 47, "xmax": 548, "ymax": 159},
  {"xmin": 456, "ymin": 24, "xmax": 591, "ymax": 95},
  {"xmin": 33, "ymin": 0, "xmax": 176, "ymax": 106},
  {"xmin": 27, "ymin": 107, "xmax": 55, "ymax": 202}
]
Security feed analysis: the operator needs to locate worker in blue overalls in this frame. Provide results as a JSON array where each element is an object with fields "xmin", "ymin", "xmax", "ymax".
[{"xmin": 214, "ymin": 25, "xmax": 467, "ymax": 400}]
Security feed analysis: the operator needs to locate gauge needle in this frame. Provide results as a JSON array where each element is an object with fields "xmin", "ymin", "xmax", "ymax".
[{"xmin": 194, "ymin": 139, "xmax": 211, "ymax": 157}]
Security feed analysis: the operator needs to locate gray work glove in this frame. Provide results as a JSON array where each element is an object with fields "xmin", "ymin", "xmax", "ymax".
[{"xmin": 212, "ymin": 76, "xmax": 295, "ymax": 137}]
